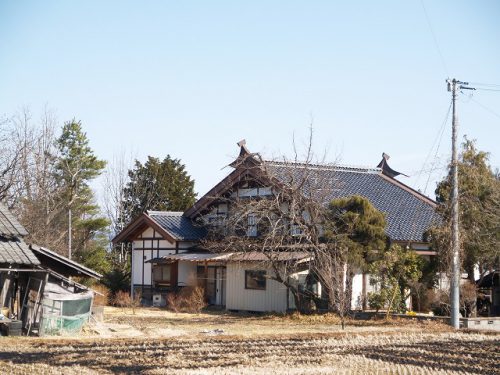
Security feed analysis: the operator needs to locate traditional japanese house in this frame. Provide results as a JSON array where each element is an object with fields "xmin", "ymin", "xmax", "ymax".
[{"xmin": 114, "ymin": 141, "xmax": 440, "ymax": 312}]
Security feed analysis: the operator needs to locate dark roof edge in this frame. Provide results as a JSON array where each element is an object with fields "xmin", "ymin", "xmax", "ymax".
[
  {"xmin": 112, "ymin": 213, "xmax": 177, "ymax": 244},
  {"xmin": 30, "ymin": 245, "xmax": 102, "ymax": 279},
  {"xmin": 185, "ymin": 165, "xmax": 264, "ymax": 218}
]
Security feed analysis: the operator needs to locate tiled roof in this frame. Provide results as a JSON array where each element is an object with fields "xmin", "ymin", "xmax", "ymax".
[
  {"xmin": 148, "ymin": 211, "xmax": 207, "ymax": 241},
  {"xmin": 0, "ymin": 203, "xmax": 39, "ymax": 265},
  {"xmin": 265, "ymin": 161, "xmax": 439, "ymax": 242},
  {"xmin": 0, "ymin": 238, "xmax": 40, "ymax": 265},
  {"xmin": 0, "ymin": 204, "xmax": 28, "ymax": 238}
]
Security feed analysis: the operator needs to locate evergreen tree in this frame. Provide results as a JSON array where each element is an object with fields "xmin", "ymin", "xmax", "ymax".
[
  {"xmin": 434, "ymin": 137, "xmax": 500, "ymax": 281},
  {"xmin": 122, "ymin": 155, "xmax": 196, "ymax": 223},
  {"xmin": 54, "ymin": 120, "xmax": 109, "ymax": 269},
  {"xmin": 327, "ymin": 195, "xmax": 387, "ymax": 268},
  {"xmin": 323, "ymin": 195, "xmax": 388, "ymax": 309},
  {"xmin": 368, "ymin": 244, "xmax": 423, "ymax": 315}
]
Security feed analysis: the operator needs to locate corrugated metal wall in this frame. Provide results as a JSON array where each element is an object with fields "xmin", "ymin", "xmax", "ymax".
[{"xmin": 225, "ymin": 262, "xmax": 288, "ymax": 313}]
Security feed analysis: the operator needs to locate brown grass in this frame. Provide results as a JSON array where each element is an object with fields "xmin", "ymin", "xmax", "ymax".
[{"xmin": 1, "ymin": 307, "xmax": 497, "ymax": 374}]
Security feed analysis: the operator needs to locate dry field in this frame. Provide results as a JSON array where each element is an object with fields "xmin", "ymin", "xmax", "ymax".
[{"xmin": 0, "ymin": 307, "xmax": 498, "ymax": 374}]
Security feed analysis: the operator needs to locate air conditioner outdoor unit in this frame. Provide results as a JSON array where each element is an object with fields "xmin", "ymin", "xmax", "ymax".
[{"xmin": 152, "ymin": 293, "xmax": 164, "ymax": 307}]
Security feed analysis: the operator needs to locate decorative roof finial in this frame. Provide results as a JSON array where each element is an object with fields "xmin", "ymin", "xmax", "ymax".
[
  {"xmin": 377, "ymin": 152, "xmax": 408, "ymax": 178},
  {"xmin": 228, "ymin": 139, "xmax": 261, "ymax": 168}
]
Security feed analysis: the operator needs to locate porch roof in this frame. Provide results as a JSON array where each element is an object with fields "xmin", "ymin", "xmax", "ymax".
[
  {"xmin": 147, "ymin": 252, "xmax": 233, "ymax": 263},
  {"xmin": 147, "ymin": 251, "xmax": 311, "ymax": 264}
]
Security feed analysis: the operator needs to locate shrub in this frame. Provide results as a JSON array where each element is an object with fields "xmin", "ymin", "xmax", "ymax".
[
  {"xmin": 167, "ymin": 287, "xmax": 207, "ymax": 313},
  {"xmin": 102, "ymin": 266, "xmax": 131, "ymax": 298},
  {"xmin": 92, "ymin": 284, "xmax": 110, "ymax": 306},
  {"xmin": 368, "ymin": 291, "xmax": 386, "ymax": 313},
  {"xmin": 113, "ymin": 290, "xmax": 141, "ymax": 314}
]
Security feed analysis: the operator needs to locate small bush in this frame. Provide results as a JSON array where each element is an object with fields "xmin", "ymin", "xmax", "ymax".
[
  {"xmin": 113, "ymin": 290, "xmax": 132, "ymax": 308},
  {"xmin": 368, "ymin": 291, "xmax": 386, "ymax": 313},
  {"xmin": 167, "ymin": 287, "xmax": 207, "ymax": 313},
  {"xmin": 92, "ymin": 284, "xmax": 110, "ymax": 306},
  {"xmin": 166, "ymin": 293, "xmax": 182, "ymax": 313},
  {"xmin": 113, "ymin": 290, "xmax": 141, "ymax": 314}
]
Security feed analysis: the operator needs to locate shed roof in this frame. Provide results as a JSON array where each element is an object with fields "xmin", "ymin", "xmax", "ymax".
[
  {"xmin": 147, "ymin": 252, "xmax": 232, "ymax": 263},
  {"xmin": 30, "ymin": 245, "xmax": 102, "ymax": 279}
]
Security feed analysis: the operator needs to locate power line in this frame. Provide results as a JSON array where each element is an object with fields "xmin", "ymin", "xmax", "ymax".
[
  {"xmin": 469, "ymin": 96, "xmax": 500, "ymax": 120},
  {"xmin": 469, "ymin": 82, "xmax": 500, "ymax": 88},
  {"xmin": 419, "ymin": 0, "xmax": 449, "ymax": 76},
  {"xmin": 413, "ymin": 100, "xmax": 452, "ymax": 191},
  {"xmin": 474, "ymin": 87, "xmax": 500, "ymax": 92}
]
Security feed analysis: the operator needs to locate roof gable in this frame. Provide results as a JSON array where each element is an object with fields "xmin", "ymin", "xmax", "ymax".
[
  {"xmin": 147, "ymin": 211, "xmax": 206, "ymax": 241},
  {"xmin": 113, "ymin": 211, "xmax": 206, "ymax": 244}
]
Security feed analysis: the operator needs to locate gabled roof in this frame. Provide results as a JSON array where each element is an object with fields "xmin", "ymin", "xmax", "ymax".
[
  {"xmin": 0, "ymin": 204, "xmax": 28, "ymax": 238},
  {"xmin": 0, "ymin": 238, "xmax": 40, "ymax": 265},
  {"xmin": 112, "ymin": 211, "xmax": 206, "ymax": 244},
  {"xmin": 185, "ymin": 143, "xmax": 440, "ymax": 243},
  {"xmin": 147, "ymin": 211, "xmax": 207, "ymax": 241}
]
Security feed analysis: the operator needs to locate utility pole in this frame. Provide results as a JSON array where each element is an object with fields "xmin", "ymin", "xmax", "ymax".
[{"xmin": 446, "ymin": 78, "xmax": 474, "ymax": 329}]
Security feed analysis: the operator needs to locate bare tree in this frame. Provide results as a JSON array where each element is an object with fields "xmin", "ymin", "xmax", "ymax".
[
  {"xmin": 200, "ymin": 131, "xmax": 359, "ymax": 314},
  {"xmin": 101, "ymin": 151, "xmax": 136, "ymax": 262},
  {"xmin": 312, "ymin": 243, "xmax": 350, "ymax": 328}
]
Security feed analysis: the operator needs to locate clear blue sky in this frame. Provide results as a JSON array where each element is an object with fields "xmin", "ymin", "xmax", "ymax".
[{"xmin": 1, "ymin": 1, "xmax": 499, "ymax": 198}]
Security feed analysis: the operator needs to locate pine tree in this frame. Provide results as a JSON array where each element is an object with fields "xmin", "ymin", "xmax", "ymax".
[{"xmin": 54, "ymin": 120, "xmax": 109, "ymax": 268}]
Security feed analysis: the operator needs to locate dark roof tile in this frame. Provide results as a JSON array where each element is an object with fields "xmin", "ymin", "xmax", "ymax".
[
  {"xmin": 0, "ymin": 238, "xmax": 40, "ymax": 265},
  {"xmin": 266, "ymin": 162, "xmax": 439, "ymax": 242},
  {"xmin": 0, "ymin": 204, "xmax": 28, "ymax": 238},
  {"xmin": 148, "ymin": 211, "xmax": 207, "ymax": 241}
]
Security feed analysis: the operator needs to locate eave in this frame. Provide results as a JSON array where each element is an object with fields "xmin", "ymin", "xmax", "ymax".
[{"xmin": 112, "ymin": 212, "xmax": 177, "ymax": 244}]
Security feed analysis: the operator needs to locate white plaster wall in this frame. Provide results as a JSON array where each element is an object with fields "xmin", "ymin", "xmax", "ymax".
[
  {"xmin": 351, "ymin": 273, "xmax": 364, "ymax": 310},
  {"xmin": 131, "ymin": 248, "xmax": 143, "ymax": 286},
  {"xmin": 141, "ymin": 227, "xmax": 157, "ymax": 237}
]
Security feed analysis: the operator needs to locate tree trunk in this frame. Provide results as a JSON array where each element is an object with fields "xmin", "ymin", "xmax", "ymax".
[{"xmin": 345, "ymin": 265, "xmax": 355, "ymax": 312}]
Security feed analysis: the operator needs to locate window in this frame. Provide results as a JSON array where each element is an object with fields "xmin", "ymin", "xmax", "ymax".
[
  {"xmin": 247, "ymin": 214, "xmax": 257, "ymax": 237},
  {"xmin": 290, "ymin": 224, "xmax": 302, "ymax": 236},
  {"xmin": 245, "ymin": 270, "xmax": 266, "ymax": 290},
  {"xmin": 153, "ymin": 264, "xmax": 172, "ymax": 285}
]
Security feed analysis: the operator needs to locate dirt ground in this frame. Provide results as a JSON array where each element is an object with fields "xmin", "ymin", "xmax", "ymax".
[{"xmin": 0, "ymin": 307, "xmax": 498, "ymax": 374}]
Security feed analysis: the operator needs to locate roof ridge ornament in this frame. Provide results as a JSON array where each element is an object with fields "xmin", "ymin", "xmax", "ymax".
[
  {"xmin": 377, "ymin": 152, "xmax": 409, "ymax": 178},
  {"xmin": 228, "ymin": 139, "xmax": 262, "ymax": 168}
]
